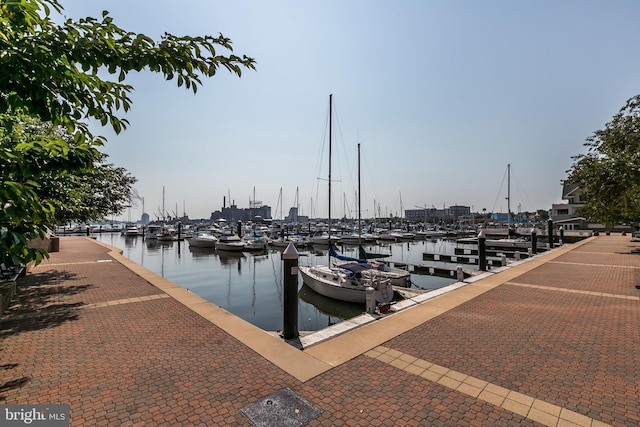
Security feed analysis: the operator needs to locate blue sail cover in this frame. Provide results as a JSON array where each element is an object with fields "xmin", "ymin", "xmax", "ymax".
[
  {"xmin": 339, "ymin": 262, "xmax": 374, "ymax": 273},
  {"xmin": 329, "ymin": 242, "xmax": 366, "ymax": 263}
]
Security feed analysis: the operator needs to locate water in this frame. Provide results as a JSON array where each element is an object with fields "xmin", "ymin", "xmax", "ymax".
[{"xmin": 95, "ymin": 233, "xmax": 463, "ymax": 332}]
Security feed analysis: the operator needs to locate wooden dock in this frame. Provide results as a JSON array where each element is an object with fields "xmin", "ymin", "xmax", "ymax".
[{"xmin": 388, "ymin": 261, "xmax": 477, "ymax": 279}]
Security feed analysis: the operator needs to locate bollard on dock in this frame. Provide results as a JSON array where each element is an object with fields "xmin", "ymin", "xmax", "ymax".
[
  {"xmin": 478, "ymin": 230, "xmax": 487, "ymax": 272},
  {"xmin": 531, "ymin": 228, "xmax": 537, "ymax": 255},
  {"xmin": 365, "ymin": 286, "xmax": 375, "ymax": 314},
  {"xmin": 282, "ymin": 243, "xmax": 299, "ymax": 340}
]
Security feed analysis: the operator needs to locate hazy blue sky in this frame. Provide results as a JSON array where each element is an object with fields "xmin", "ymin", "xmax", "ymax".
[{"xmin": 58, "ymin": 1, "xmax": 640, "ymax": 221}]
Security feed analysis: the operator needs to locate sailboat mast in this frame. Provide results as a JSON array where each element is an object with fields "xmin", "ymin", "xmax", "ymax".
[
  {"xmin": 357, "ymin": 143, "xmax": 362, "ymax": 245},
  {"xmin": 507, "ymin": 163, "xmax": 511, "ymax": 228},
  {"xmin": 328, "ymin": 94, "xmax": 333, "ymax": 265}
]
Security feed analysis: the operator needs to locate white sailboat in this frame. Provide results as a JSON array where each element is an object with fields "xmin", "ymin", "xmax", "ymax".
[{"xmin": 298, "ymin": 95, "xmax": 394, "ymax": 304}]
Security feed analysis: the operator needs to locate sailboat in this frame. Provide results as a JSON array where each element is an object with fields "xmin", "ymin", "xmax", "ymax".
[{"xmin": 298, "ymin": 95, "xmax": 394, "ymax": 304}]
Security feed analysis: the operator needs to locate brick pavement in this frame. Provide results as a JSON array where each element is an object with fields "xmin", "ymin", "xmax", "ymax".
[{"xmin": 1, "ymin": 234, "xmax": 639, "ymax": 426}]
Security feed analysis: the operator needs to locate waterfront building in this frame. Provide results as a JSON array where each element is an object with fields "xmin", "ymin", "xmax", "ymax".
[
  {"xmin": 210, "ymin": 204, "xmax": 272, "ymax": 223},
  {"xmin": 550, "ymin": 182, "xmax": 587, "ymax": 230}
]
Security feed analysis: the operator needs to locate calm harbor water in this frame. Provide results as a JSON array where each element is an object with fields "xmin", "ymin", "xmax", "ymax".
[{"xmin": 95, "ymin": 233, "xmax": 464, "ymax": 332}]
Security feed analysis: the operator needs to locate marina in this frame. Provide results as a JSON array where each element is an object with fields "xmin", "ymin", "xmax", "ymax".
[{"xmin": 94, "ymin": 232, "xmax": 466, "ymax": 332}]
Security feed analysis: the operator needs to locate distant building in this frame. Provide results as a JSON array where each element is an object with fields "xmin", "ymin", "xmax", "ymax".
[
  {"xmin": 405, "ymin": 207, "xmax": 439, "ymax": 221},
  {"xmin": 405, "ymin": 205, "xmax": 470, "ymax": 222},
  {"xmin": 141, "ymin": 212, "xmax": 150, "ymax": 225},
  {"xmin": 285, "ymin": 207, "xmax": 309, "ymax": 224},
  {"xmin": 210, "ymin": 204, "xmax": 272, "ymax": 223},
  {"xmin": 448, "ymin": 205, "xmax": 471, "ymax": 219}
]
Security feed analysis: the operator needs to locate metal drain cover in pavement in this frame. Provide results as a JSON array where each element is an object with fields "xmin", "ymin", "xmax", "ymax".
[{"xmin": 240, "ymin": 387, "xmax": 321, "ymax": 427}]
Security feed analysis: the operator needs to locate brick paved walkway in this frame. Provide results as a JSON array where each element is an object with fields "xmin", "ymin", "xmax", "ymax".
[{"xmin": 1, "ymin": 234, "xmax": 639, "ymax": 426}]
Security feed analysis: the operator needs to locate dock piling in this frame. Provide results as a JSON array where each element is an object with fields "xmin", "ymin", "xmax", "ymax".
[
  {"xmin": 282, "ymin": 243, "xmax": 299, "ymax": 340},
  {"xmin": 531, "ymin": 228, "xmax": 537, "ymax": 255},
  {"xmin": 478, "ymin": 230, "xmax": 487, "ymax": 272}
]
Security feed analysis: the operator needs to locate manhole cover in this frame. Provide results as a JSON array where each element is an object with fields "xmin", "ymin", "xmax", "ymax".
[{"xmin": 240, "ymin": 387, "xmax": 321, "ymax": 427}]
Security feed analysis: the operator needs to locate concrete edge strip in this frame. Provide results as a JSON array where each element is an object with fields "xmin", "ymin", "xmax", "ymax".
[
  {"xmin": 90, "ymin": 238, "xmax": 333, "ymax": 383},
  {"xmin": 505, "ymin": 281, "xmax": 640, "ymax": 301},
  {"xmin": 366, "ymin": 345, "xmax": 612, "ymax": 427}
]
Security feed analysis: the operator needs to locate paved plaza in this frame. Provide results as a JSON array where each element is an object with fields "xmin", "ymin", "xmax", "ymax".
[{"xmin": 1, "ymin": 234, "xmax": 639, "ymax": 426}]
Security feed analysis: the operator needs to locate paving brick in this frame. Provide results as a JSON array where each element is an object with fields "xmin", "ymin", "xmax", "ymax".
[{"xmin": 1, "ymin": 235, "xmax": 638, "ymax": 426}]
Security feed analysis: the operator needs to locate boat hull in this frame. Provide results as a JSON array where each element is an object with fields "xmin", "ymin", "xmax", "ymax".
[
  {"xmin": 215, "ymin": 242, "xmax": 245, "ymax": 251},
  {"xmin": 298, "ymin": 265, "xmax": 394, "ymax": 304},
  {"xmin": 188, "ymin": 238, "xmax": 217, "ymax": 248},
  {"xmin": 243, "ymin": 241, "xmax": 269, "ymax": 250}
]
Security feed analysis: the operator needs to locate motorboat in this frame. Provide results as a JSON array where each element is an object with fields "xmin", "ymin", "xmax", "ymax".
[
  {"xmin": 156, "ymin": 227, "xmax": 177, "ymax": 241},
  {"xmin": 339, "ymin": 233, "xmax": 363, "ymax": 245},
  {"xmin": 215, "ymin": 234, "xmax": 245, "ymax": 251},
  {"xmin": 144, "ymin": 224, "xmax": 162, "ymax": 240},
  {"xmin": 122, "ymin": 224, "xmax": 140, "ymax": 237},
  {"xmin": 270, "ymin": 233, "xmax": 309, "ymax": 249},
  {"xmin": 242, "ymin": 233, "xmax": 269, "ymax": 251},
  {"xmin": 376, "ymin": 230, "xmax": 399, "ymax": 241},
  {"xmin": 188, "ymin": 231, "xmax": 218, "ymax": 248},
  {"xmin": 309, "ymin": 232, "xmax": 340, "ymax": 246}
]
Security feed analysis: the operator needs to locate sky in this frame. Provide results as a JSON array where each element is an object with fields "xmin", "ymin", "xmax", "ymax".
[{"xmin": 56, "ymin": 1, "xmax": 640, "ymax": 222}]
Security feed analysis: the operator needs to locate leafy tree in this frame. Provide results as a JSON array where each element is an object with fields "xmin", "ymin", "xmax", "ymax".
[
  {"xmin": 0, "ymin": 113, "xmax": 96, "ymax": 267},
  {"xmin": 0, "ymin": 0, "xmax": 255, "ymax": 268},
  {"xmin": 47, "ymin": 157, "xmax": 138, "ymax": 226},
  {"xmin": 567, "ymin": 95, "xmax": 640, "ymax": 227},
  {"xmin": 536, "ymin": 209, "xmax": 549, "ymax": 222},
  {"xmin": 13, "ymin": 118, "xmax": 138, "ymax": 225}
]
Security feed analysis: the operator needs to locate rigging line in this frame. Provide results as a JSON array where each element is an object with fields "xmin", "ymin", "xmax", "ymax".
[
  {"xmin": 490, "ymin": 165, "xmax": 509, "ymax": 213},
  {"xmin": 329, "ymin": 100, "xmax": 361, "ymax": 219}
]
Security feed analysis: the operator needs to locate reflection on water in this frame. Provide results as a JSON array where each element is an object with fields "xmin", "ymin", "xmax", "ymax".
[
  {"xmin": 96, "ymin": 233, "xmax": 459, "ymax": 332},
  {"xmin": 298, "ymin": 284, "xmax": 364, "ymax": 330}
]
